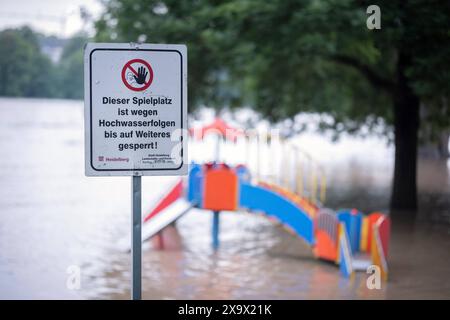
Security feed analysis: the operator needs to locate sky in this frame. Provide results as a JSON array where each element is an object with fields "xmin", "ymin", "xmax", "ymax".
[{"xmin": 0, "ymin": 0, "xmax": 103, "ymax": 38}]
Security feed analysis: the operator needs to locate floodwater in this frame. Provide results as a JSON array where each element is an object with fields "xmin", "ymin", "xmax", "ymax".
[{"xmin": 0, "ymin": 97, "xmax": 449, "ymax": 299}]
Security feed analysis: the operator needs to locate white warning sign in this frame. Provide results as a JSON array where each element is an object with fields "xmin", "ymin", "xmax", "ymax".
[{"xmin": 84, "ymin": 43, "xmax": 188, "ymax": 176}]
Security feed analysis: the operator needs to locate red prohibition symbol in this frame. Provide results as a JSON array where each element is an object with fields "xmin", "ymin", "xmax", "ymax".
[{"xmin": 121, "ymin": 58, "xmax": 154, "ymax": 91}]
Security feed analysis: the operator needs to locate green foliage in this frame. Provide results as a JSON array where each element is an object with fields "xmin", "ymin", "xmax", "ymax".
[
  {"xmin": 57, "ymin": 35, "xmax": 86, "ymax": 99},
  {"xmin": 0, "ymin": 27, "xmax": 87, "ymax": 100},
  {"xmin": 95, "ymin": 0, "xmax": 450, "ymax": 137},
  {"xmin": 0, "ymin": 27, "xmax": 55, "ymax": 97}
]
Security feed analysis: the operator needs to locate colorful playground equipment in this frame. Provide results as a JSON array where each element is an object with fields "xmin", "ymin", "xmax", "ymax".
[{"xmin": 136, "ymin": 118, "xmax": 391, "ymax": 280}]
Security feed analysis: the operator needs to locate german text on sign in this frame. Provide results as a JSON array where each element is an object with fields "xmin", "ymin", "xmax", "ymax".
[{"xmin": 84, "ymin": 43, "xmax": 188, "ymax": 176}]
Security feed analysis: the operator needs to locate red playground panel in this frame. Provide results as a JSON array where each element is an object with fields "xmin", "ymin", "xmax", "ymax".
[
  {"xmin": 366, "ymin": 212, "xmax": 385, "ymax": 253},
  {"xmin": 377, "ymin": 216, "xmax": 391, "ymax": 258},
  {"xmin": 144, "ymin": 179, "xmax": 183, "ymax": 222}
]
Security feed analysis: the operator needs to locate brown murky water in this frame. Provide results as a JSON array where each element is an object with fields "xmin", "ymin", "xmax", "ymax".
[{"xmin": 0, "ymin": 98, "xmax": 449, "ymax": 299}]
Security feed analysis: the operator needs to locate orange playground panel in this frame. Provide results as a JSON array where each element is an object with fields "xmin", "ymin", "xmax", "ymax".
[{"xmin": 203, "ymin": 167, "xmax": 239, "ymax": 211}]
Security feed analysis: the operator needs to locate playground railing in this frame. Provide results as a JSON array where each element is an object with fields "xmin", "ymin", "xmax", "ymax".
[{"xmin": 188, "ymin": 124, "xmax": 327, "ymax": 207}]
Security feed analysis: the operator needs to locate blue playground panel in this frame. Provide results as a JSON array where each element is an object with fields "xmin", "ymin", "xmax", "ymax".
[
  {"xmin": 339, "ymin": 238, "xmax": 353, "ymax": 278},
  {"xmin": 187, "ymin": 163, "xmax": 203, "ymax": 206},
  {"xmin": 337, "ymin": 210, "xmax": 362, "ymax": 253},
  {"xmin": 239, "ymin": 183, "xmax": 314, "ymax": 245}
]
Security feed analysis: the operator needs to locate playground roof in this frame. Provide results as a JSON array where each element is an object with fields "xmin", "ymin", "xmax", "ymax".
[{"xmin": 189, "ymin": 118, "xmax": 243, "ymax": 141}]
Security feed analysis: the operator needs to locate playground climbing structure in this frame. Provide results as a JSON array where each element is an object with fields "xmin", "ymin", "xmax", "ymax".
[{"xmin": 135, "ymin": 118, "xmax": 391, "ymax": 280}]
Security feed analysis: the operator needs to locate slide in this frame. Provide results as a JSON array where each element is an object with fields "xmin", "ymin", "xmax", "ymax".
[
  {"xmin": 118, "ymin": 198, "xmax": 194, "ymax": 252},
  {"xmin": 144, "ymin": 179, "xmax": 184, "ymax": 222},
  {"xmin": 258, "ymin": 182, "xmax": 318, "ymax": 218},
  {"xmin": 141, "ymin": 198, "xmax": 193, "ymax": 243},
  {"xmin": 239, "ymin": 183, "xmax": 314, "ymax": 245}
]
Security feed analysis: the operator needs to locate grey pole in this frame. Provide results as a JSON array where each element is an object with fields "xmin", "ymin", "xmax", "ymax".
[{"xmin": 131, "ymin": 175, "xmax": 142, "ymax": 300}]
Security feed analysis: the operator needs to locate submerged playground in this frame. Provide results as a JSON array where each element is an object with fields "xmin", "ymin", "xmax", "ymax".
[{"xmin": 130, "ymin": 118, "xmax": 391, "ymax": 282}]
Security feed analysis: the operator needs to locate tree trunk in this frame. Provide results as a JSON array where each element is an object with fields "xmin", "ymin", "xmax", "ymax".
[{"xmin": 391, "ymin": 53, "xmax": 420, "ymax": 213}]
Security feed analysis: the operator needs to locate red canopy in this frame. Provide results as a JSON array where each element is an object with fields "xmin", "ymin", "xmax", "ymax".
[{"xmin": 189, "ymin": 118, "xmax": 243, "ymax": 141}]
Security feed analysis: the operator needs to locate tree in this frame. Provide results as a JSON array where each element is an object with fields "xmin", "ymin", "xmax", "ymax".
[
  {"xmin": 95, "ymin": 0, "xmax": 450, "ymax": 214},
  {"xmin": 95, "ymin": 1, "xmax": 246, "ymax": 109},
  {"xmin": 57, "ymin": 34, "xmax": 88, "ymax": 99},
  {"xmin": 0, "ymin": 27, "xmax": 56, "ymax": 97}
]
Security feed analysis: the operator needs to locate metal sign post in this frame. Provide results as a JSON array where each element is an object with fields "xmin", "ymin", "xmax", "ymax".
[
  {"xmin": 131, "ymin": 175, "xmax": 142, "ymax": 300},
  {"xmin": 84, "ymin": 43, "xmax": 187, "ymax": 300}
]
